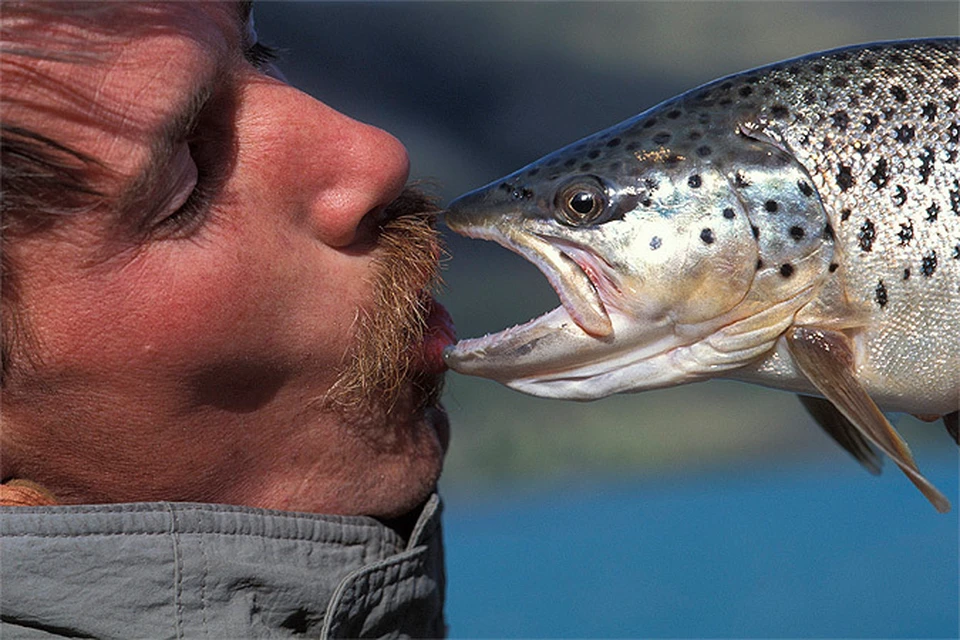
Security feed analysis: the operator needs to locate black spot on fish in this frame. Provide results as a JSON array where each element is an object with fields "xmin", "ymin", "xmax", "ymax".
[
  {"xmin": 564, "ymin": 158, "xmax": 576, "ymax": 168},
  {"xmin": 798, "ymin": 180, "xmax": 814, "ymax": 197},
  {"xmin": 947, "ymin": 98, "xmax": 958, "ymax": 113},
  {"xmin": 869, "ymin": 158, "xmax": 889, "ymax": 189},
  {"xmin": 860, "ymin": 58, "xmax": 876, "ymax": 71},
  {"xmin": 921, "ymin": 102, "xmax": 938, "ymax": 122},
  {"xmin": 528, "ymin": 168, "xmax": 540, "ymax": 177},
  {"xmin": 950, "ymin": 181, "xmax": 960, "ymax": 215},
  {"xmin": 779, "ymin": 264, "xmax": 794, "ymax": 278},
  {"xmin": 751, "ymin": 225, "xmax": 760, "ymax": 239},
  {"xmin": 723, "ymin": 207, "xmax": 736, "ymax": 219},
  {"xmin": 688, "ymin": 131, "xmax": 702, "ymax": 141},
  {"xmin": 861, "ymin": 81, "xmax": 876, "ymax": 97},
  {"xmin": 652, "ymin": 132, "xmax": 672, "ymax": 144},
  {"xmin": 697, "ymin": 145, "xmax": 712, "ymax": 157},
  {"xmin": 640, "ymin": 194, "xmax": 652, "ymax": 207},
  {"xmin": 919, "ymin": 147, "xmax": 936, "ymax": 184},
  {"xmin": 829, "ymin": 262, "xmax": 839, "ymax": 273},
  {"xmin": 830, "ymin": 75, "xmax": 848, "ymax": 88},
  {"xmin": 890, "ymin": 85, "xmax": 908, "ymax": 103},
  {"xmin": 892, "ymin": 185, "xmax": 907, "ymax": 207},
  {"xmin": 770, "ymin": 104, "xmax": 790, "ymax": 119},
  {"xmin": 823, "ymin": 224, "xmax": 835, "ymax": 241},
  {"xmin": 642, "ymin": 118, "xmax": 657, "ymax": 129},
  {"xmin": 756, "ymin": 259, "xmax": 764, "ymax": 271},
  {"xmin": 666, "ymin": 109, "xmax": 682, "ymax": 120},
  {"xmin": 831, "ymin": 110, "xmax": 850, "ymax": 130},
  {"xmin": 895, "ymin": 124, "xmax": 915, "ymax": 144},
  {"xmin": 688, "ymin": 174, "xmax": 702, "ymax": 188},
  {"xmin": 944, "ymin": 76, "xmax": 959, "ymax": 89},
  {"xmin": 863, "ymin": 113, "xmax": 880, "ymax": 134},
  {"xmin": 954, "ymin": 244, "xmax": 960, "ymax": 260},
  {"xmin": 764, "ymin": 200, "xmax": 779, "ymax": 213},
  {"xmin": 625, "ymin": 141, "xmax": 640, "ymax": 152},
  {"xmin": 812, "ymin": 63, "xmax": 826, "ymax": 74},
  {"xmin": 735, "ymin": 172, "xmax": 751, "ymax": 188},
  {"xmin": 588, "ymin": 149, "xmax": 601, "ymax": 160},
  {"xmin": 897, "ymin": 221, "xmax": 914, "ymax": 245},
  {"xmin": 789, "ymin": 226, "xmax": 805, "ymax": 241},
  {"xmin": 882, "ymin": 108, "xmax": 896, "ymax": 121},
  {"xmin": 875, "ymin": 280, "xmax": 888, "ymax": 308},
  {"xmin": 579, "ymin": 163, "xmax": 593, "ymax": 172},
  {"xmin": 889, "ymin": 52, "xmax": 904, "ymax": 64},
  {"xmin": 921, "ymin": 250, "xmax": 938, "ymax": 276},
  {"xmin": 913, "ymin": 72, "xmax": 927, "ymax": 85},
  {"xmin": 664, "ymin": 154, "xmax": 682, "ymax": 167},
  {"xmin": 821, "ymin": 137, "xmax": 832, "ymax": 151},
  {"xmin": 836, "ymin": 165, "xmax": 854, "ymax": 192},
  {"xmin": 650, "ymin": 236, "xmax": 662, "ymax": 250},
  {"xmin": 739, "ymin": 85, "xmax": 753, "ymax": 97},
  {"xmin": 903, "ymin": 268, "xmax": 911, "ymax": 280},
  {"xmin": 606, "ymin": 137, "xmax": 621, "ymax": 148},
  {"xmin": 927, "ymin": 202, "xmax": 940, "ymax": 222},
  {"xmin": 700, "ymin": 228, "xmax": 715, "ymax": 244},
  {"xmin": 859, "ymin": 219, "xmax": 875, "ymax": 252},
  {"xmin": 840, "ymin": 208, "xmax": 852, "ymax": 222}
]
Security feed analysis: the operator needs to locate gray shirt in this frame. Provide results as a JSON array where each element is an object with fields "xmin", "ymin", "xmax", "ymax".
[{"xmin": 0, "ymin": 494, "xmax": 446, "ymax": 638}]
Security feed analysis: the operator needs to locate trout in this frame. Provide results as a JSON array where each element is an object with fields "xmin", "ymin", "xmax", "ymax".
[{"xmin": 443, "ymin": 38, "xmax": 959, "ymax": 512}]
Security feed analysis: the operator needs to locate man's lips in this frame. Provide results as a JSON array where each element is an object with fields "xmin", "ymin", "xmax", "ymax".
[{"xmin": 417, "ymin": 298, "xmax": 457, "ymax": 375}]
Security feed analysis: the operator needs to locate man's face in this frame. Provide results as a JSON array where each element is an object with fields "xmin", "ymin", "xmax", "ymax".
[{"xmin": 1, "ymin": 4, "xmax": 454, "ymax": 517}]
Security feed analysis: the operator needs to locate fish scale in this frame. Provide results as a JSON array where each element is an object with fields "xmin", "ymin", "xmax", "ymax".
[{"xmin": 443, "ymin": 39, "xmax": 959, "ymax": 511}]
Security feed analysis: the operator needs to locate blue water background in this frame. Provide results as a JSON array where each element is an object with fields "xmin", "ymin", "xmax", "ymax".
[{"xmin": 444, "ymin": 455, "xmax": 959, "ymax": 638}]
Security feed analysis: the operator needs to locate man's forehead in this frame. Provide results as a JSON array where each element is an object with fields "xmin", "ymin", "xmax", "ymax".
[{"xmin": 5, "ymin": 3, "xmax": 243, "ymax": 176}]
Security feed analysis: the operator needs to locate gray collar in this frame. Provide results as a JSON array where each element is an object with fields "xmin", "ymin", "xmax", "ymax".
[{"xmin": 1, "ymin": 494, "xmax": 446, "ymax": 638}]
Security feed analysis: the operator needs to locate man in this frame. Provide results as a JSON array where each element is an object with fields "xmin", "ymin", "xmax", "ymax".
[{"xmin": 0, "ymin": 2, "xmax": 455, "ymax": 636}]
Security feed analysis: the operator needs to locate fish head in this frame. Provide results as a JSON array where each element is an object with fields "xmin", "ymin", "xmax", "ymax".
[{"xmin": 444, "ymin": 108, "xmax": 835, "ymax": 399}]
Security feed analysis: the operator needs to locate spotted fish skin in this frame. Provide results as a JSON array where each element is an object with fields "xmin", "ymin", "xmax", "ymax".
[
  {"xmin": 443, "ymin": 39, "xmax": 959, "ymax": 510},
  {"xmin": 724, "ymin": 38, "xmax": 960, "ymax": 414}
]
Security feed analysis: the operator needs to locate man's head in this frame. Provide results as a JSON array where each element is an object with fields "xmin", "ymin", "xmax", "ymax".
[{"xmin": 0, "ymin": 2, "xmax": 454, "ymax": 518}]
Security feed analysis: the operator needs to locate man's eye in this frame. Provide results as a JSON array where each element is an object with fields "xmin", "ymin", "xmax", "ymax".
[{"xmin": 244, "ymin": 41, "xmax": 279, "ymax": 70}]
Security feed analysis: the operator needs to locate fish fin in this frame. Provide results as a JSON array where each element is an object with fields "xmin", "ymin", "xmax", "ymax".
[
  {"xmin": 786, "ymin": 326, "xmax": 951, "ymax": 513},
  {"xmin": 797, "ymin": 394, "xmax": 882, "ymax": 475},
  {"xmin": 944, "ymin": 412, "xmax": 959, "ymax": 446}
]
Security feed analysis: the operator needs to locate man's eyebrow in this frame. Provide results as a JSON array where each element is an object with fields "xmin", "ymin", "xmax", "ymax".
[{"xmin": 117, "ymin": 72, "xmax": 215, "ymax": 226}]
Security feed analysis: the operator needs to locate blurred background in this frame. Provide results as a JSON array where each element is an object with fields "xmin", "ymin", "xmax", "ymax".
[{"xmin": 256, "ymin": 3, "xmax": 958, "ymax": 637}]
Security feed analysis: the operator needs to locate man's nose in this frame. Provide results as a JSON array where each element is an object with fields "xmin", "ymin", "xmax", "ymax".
[
  {"xmin": 248, "ymin": 80, "xmax": 411, "ymax": 248},
  {"xmin": 308, "ymin": 116, "xmax": 411, "ymax": 248}
]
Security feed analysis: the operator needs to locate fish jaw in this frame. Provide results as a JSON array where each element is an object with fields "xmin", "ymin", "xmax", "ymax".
[{"xmin": 444, "ymin": 187, "xmax": 613, "ymax": 338}]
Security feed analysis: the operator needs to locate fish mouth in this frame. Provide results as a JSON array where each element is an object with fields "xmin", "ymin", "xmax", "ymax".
[{"xmin": 442, "ymin": 216, "xmax": 615, "ymax": 371}]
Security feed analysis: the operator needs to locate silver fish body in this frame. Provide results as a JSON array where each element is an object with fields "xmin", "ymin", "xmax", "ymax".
[{"xmin": 444, "ymin": 38, "xmax": 959, "ymax": 511}]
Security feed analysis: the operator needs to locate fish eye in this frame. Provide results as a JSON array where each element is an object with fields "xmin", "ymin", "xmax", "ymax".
[{"xmin": 556, "ymin": 179, "xmax": 607, "ymax": 226}]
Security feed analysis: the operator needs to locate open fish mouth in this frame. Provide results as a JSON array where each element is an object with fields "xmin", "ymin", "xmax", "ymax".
[{"xmin": 442, "ymin": 217, "xmax": 615, "ymax": 369}]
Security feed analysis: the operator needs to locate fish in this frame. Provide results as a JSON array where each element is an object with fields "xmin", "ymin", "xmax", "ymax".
[{"xmin": 442, "ymin": 38, "xmax": 960, "ymax": 512}]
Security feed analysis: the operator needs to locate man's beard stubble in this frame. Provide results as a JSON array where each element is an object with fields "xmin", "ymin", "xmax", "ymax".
[{"xmin": 324, "ymin": 186, "xmax": 447, "ymax": 424}]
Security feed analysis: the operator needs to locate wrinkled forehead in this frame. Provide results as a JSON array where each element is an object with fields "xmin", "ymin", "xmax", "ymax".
[{"xmin": 1, "ymin": 3, "xmax": 242, "ymax": 170}]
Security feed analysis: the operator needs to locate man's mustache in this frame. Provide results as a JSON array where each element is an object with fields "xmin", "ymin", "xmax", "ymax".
[{"xmin": 324, "ymin": 186, "xmax": 445, "ymax": 415}]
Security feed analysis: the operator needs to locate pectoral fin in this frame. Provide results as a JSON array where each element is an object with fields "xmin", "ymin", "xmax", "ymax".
[
  {"xmin": 944, "ymin": 412, "xmax": 958, "ymax": 445},
  {"xmin": 797, "ymin": 394, "xmax": 882, "ymax": 475},
  {"xmin": 786, "ymin": 326, "xmax": 951, "ymax": 513}
]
